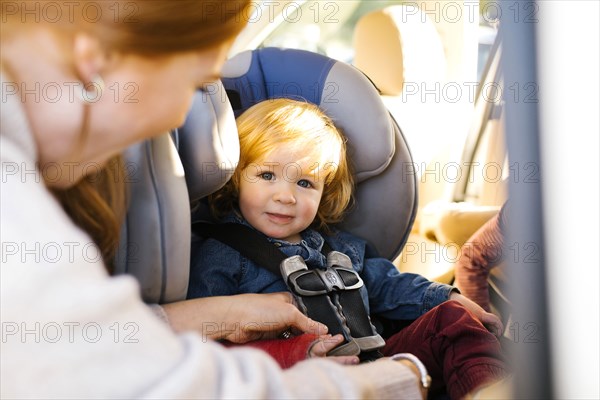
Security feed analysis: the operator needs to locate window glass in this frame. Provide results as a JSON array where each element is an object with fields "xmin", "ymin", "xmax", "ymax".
[
  {"xmin": 262, "ymin": 1, "xmax": 399, "ymax": 63},
  {"xmin": 261, "ymin": 0, "xmax": 497, "ymax": 77}
]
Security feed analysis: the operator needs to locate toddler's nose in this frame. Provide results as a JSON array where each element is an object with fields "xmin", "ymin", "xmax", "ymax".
[{"xmin": 273, "ymin": 186, "xmax": 296, "ymax": 204}]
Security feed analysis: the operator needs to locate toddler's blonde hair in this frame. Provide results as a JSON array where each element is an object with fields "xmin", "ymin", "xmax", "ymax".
[{"xmin": 210, "ymin": 98, "xmax": 353, "ymax": 231}]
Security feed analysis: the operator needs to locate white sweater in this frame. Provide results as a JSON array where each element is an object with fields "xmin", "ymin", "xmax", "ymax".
[{"xmin": 0, "ymin": 77, "xmax": 421, "ymax": 399}]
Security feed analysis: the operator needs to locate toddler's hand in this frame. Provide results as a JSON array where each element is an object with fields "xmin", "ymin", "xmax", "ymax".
[
  {"xmin": 477, "ymin": 310, "xmax": 504, "ymax": 338},
  {"xmin": 449, "ymin": 292, "xmax": 504, "ymax": 337},
  {"xmin": 308, "ymin": 334, "xmax": 359, "ymax": 365}
]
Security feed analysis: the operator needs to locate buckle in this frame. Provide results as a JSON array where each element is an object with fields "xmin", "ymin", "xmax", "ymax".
[
  {"xmin": 326, "ymin": 251, "xmax": 353, "ymax": 269},
  {"xmin": 327, "ymin": 251, "xmax": 364, "ymax": 290},
  {"xmin": 280, "ymin": 256, "xmax": 328, "ymax": 296},
  {"xmin": 326, "ymin": 339, "xmax": 361, "ymax": 357},
  {"xmin": 280, "ymin": 253, "xmax": 364, "ymax": 296},
  {"xmin": 280, "ymin": 255, "xmax": 308, "ymax": 277}
]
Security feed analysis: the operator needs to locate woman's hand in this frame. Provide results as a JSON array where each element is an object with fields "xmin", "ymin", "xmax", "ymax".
[
  {"xmin": 449, "ymin": 292, "xmax": 504, "ymax": 337},
  {"xmin": 162, "ymin": 292, "xmax": 328, "ymax": 343},
  {"xmin": 308, "ymin": 334, "xmax": 359, "ymax": 365}
]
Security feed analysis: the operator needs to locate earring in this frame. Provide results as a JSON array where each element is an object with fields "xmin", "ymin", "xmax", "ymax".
[{"xmin": 78, "ymin": 74, "xmax": 105, "ymax": 103}]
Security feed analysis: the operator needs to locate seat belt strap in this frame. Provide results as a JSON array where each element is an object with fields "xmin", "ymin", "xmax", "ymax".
[
  {"xmin": 193, "ymin": 222, "xmax": 286, "ymax": 276},
  {"xmin": 192, "ymin": 222, "xmax": 333, "ymax": 272}
]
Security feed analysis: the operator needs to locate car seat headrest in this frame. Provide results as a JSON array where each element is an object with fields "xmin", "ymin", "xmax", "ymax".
[
  {"xmin": 221, "ymin": 48, "xmax": 394, "ymax": 184},
  {"xmin": 221, "ymin": 48, "xmax": 418, "ymax": 259},
  {"xmin": 353, "ymin": 5, "xmax": 446, "ymax": 96},
  {"xmin": 177, "ymin": 81, "xmax": 240, "ymax": 204}
]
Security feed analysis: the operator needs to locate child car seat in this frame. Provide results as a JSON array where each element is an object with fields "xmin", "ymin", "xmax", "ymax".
[
  {"xmin": 115, "ymin": 48, "xmax": 418, "ymax": 305},
  {"xmin": 217, "ymin": 47, "xmax": 418, "ymax": 261}
]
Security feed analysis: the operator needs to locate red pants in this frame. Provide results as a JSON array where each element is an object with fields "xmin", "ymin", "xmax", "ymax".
[{"xmin": 382, "ymin": 301, "xmax": 507, "ymax": 400}]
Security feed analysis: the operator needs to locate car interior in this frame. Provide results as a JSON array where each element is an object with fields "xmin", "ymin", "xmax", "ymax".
[
  {"xmin": 113, "ymin": 0, "xmax": 511, "ymax": 340},
  {"xmin": 351, "ymin": 5, "xmax": 503, "ymax": 285},
  {"xmin": 110, "ymin": 1, "xmax": 600, "ymax": 398}
]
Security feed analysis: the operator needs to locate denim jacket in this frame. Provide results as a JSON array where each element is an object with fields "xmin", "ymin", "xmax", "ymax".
[{"xmin": 188, "ymin": 214, "xmax": 455, "ymax": 321}]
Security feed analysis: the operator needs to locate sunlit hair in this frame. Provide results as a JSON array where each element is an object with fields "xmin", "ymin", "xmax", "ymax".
[
  {"xmin": 211, "ymin": 98, "xmax": 354, "ymax": 232},
  {"xmin": 1, "ymin": 1, "xmax": 250, "ymax": 55}
]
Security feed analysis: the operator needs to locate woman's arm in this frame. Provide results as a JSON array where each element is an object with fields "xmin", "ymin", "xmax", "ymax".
[
  {"xmin": 1, "ymin": 258, "xmax": 423, "ymax": 399},
  {"xmin": 162, "ymin": 292, "xmax": 328, "ymax": 343}
]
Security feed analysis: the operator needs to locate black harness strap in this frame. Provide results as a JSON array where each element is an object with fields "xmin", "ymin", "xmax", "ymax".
[
  {"xmin": 193, "ymin": 222, "xmax": 333, "ymax": 275},
  {"xmin": 193, "ymin": 222, "xmax": 285, "ymax": 276},
  {"xmin": 193, "ymin": 221, "xmax": 384, "ymax": 360}
]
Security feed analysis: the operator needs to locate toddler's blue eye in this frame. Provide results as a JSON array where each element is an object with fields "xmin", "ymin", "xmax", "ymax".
[
  {"xmin": 260, "ymin": 172, "xmax": 274, "ymax": 180},
  {"xmin": 297, "ymin": 179, "xmax": 312, "ymax": 188}
]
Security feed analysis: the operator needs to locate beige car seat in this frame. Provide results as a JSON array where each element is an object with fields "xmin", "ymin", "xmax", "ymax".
[{"xmin": 354, "ymin": 6, "xmax": 507, "ymax": 283}]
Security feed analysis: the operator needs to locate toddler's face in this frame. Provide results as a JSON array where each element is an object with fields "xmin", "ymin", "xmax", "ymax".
[{"xmin": 238, "ymin": 147, "xmax": 325, "ymax": 243}]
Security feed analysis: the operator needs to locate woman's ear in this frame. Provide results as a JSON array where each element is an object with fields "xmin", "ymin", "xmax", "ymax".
[{"xmin": 72, "ymin": 33, "xmax": 107, "ymax": 84}]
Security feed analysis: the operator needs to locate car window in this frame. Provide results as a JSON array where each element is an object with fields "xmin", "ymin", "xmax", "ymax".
[
  {"xmin": 260, "ymin": 0, "xmax": 497, "ymax": 78},
  {"xmin": 261, "ymin": 1, "xmax": 399, "ymax": 63}
]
